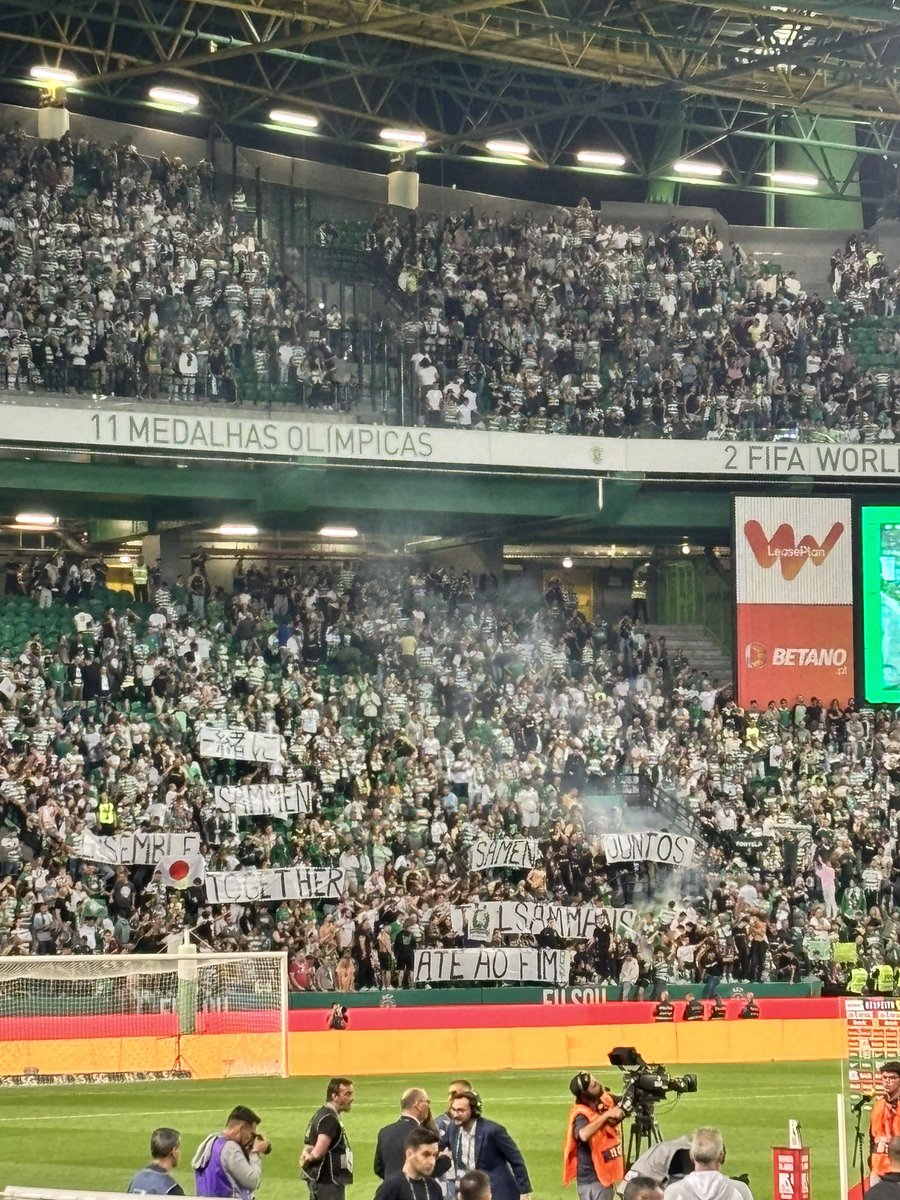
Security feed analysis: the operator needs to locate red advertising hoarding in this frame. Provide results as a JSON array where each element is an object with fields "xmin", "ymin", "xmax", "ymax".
[{"xmin": 735, "ymin": 497, "xmax": 854, "ymax": 706}]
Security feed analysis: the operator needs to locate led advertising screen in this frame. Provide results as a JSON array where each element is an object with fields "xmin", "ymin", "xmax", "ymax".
[
  {"xmin": 860, "ymin": 506, "xmax": 900, "ymax": 704},
  {"xmin": 735, "ymin": 497, "xmax": 854, "ymax": 707}
]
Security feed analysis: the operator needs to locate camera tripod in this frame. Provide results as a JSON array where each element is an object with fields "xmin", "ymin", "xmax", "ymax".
[{"xmin": 626, "ymin": 1109, "xmax": 664, "ymax": 1169}]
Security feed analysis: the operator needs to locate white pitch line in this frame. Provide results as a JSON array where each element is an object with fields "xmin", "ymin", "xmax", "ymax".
[{"xmin": 0, "ymin": 1085, "xmax": 825, "ymax": 1123}]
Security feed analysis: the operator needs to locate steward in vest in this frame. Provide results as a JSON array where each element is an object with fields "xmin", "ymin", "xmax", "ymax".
[
  {"xmin": 683, "ymin": 994, "xmax": 704, "ymax": 1021},
  {"xmin": 563, "ymin": 1071, "xmax": 624, "ymax": 1200},
  {"xmin": 738, "ymin": 993, "xmax": 760, "ymax": 1019},
  {"xmin": 97, "ymin": 797, "xmax": 117, "ymax": 833},
  {"xmin": 849, "ymin": 966, "xmax": 869, "ymax": 995},
  {"xmin": 872, "ymin": 1063, "xmax": 900, "ymax": 1181},
  {"xmin": 653, "ymin": 991, "xmax": 674, "ymax": 1022},
  {"xmin": 709, "ymin": 995, "xmax": 727, "ymax": 1020},
  {"xmin": 876, "ymin": 964, "xmax": 896, "ymax": 996}
]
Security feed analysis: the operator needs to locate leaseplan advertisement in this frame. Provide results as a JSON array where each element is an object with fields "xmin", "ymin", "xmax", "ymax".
[{"xmin": 735, "ymin": 497, "xmax": 854, "ymax": 706}]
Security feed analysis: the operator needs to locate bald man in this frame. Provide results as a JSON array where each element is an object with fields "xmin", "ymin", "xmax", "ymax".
[{"xmin": 376, "ymin": 1088, "xmax": 449, "ymax": 1180}]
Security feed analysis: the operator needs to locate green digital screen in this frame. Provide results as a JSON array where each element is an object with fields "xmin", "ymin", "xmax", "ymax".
[{"xmin": 861, "ymin": 506, "xmax": 900, "ymax": 704}]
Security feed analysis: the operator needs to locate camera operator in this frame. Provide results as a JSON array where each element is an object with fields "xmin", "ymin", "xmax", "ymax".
[
  {"xmin": 563, "ymin": 1071, "xmax": 625, "ymax": 1200},
  {"xmin": 662, "ymin": 1128, "xmax": 753, "ymax": 1200},
  {"xmin": 193, "ymin": 1107, "xmax": 270, "ymax": 1200}
]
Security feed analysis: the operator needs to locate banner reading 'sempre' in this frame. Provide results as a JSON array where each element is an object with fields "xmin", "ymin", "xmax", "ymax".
[{"xmin": 735, "ymin": 497, "xmax": 854, "ymax": 706}]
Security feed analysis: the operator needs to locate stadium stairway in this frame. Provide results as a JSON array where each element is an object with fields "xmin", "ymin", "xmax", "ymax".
[{"xmin": 647, "ymin": 623, "xmax": 733, "ymax": 688}]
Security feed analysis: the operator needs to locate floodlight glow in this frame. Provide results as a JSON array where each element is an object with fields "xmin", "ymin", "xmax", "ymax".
[
  {"xmin": 576, "ymin": 149, "xmax": 627, "ymax": 168},
  {"xmin": 562, "ymin": 556, "xmax": 574, "ymax": 569},
  {"xmin": 319, "ymin": 526, "xmax": 359, "ymax": 539},
  {"xmin": 118, "ymin": 554, "xmax": 133, "ymax": 564},
  {"xmin": 485, "ymin": 139, "xmax": 531, "ymax": 157},
  {"xmin": 269, "ymin": 109, "xmax": 320, "ymax": 131},
  {"xmin": 14, "ymin": 513, "xmax": 57, "ymax": 527},
  {"xmin": 216, "ymin": 524, "xmax": 258, "ymax": 537},
  {"xmin": 769, "ymin": 170, "xmax": 819, "ymax": 188},
  {"xmin": 672, "ymin": 159, "xmax": 724, "ymax": 178},
  {"xmin": 30, "ymin": 65, "xmax": 77, "ymax": 87},
  {"xmin": 379, "ymin": 127, "xmax": 427, "ymax": 147},
  {"xmin": 148, "ymin": 86, "xmax": 200, "ymax": 111}
]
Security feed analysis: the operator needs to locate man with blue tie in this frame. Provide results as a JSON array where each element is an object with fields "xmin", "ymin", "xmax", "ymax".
[{"xmin": 442, "ymin": 1091, "xmax": 531, "ymax": 1200}]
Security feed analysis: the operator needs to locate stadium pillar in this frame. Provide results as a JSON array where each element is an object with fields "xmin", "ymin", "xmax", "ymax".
[
  {"xmin": 778, "ymin": 116, "xmax": 862, "ymax": 229},
  {"xmin": 37, "ymin": 102, "xmax": 69, "ymax": 141},
  {"xmin": 645, "ymin": 102, "xmax": 686, "ymax": 205}
]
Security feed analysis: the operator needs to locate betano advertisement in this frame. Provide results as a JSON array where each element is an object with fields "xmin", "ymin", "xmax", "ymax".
[{"xmin": 735, "ymin": 497, "xmax": 854, "ymax": 706}]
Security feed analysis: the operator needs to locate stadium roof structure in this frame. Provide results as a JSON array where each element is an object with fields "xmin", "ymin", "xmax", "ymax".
[{"xmin": 5, "ymin": 0, "xmax": 900, "ymax": 212}]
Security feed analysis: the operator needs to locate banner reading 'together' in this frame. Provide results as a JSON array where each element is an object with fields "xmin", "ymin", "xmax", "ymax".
[{"xmin": 735, "ymin": 496, "xmax": 854, "ymax": 707}]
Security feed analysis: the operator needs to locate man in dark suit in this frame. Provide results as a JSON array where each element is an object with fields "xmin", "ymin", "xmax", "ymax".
[
  {"xmin": 375, "ymin": 1088, "xmax": 434, "ymax": 1180},
  {"xmin": 443, "ymin": 1091, "xmax": 531, "ymax": 1200}
]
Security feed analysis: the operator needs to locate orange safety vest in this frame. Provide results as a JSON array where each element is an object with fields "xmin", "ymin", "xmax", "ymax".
[
  {"xmin": 563, "ymin": 1096, "xmax": 624, "ymax": 1188},
  {"xmin": 871, "ymin": 1097, "xmax": 900, "ymax": 1176}
]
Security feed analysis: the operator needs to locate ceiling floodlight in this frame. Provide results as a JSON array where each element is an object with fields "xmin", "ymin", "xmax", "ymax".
[
  {"xmin": 319, "ymin": 526, "xmax": 359, "ymax": 539},
  {"xmin": 769, "ymin": 170, "xmax": 819, "ymax": 188},
  {"xmin": 672, "ymin": 159, "xmax": 724, "ymax": 178},
  {"xmin": 148, "ymin": 86, "xmax": 200, "ymax": 111},
  {"xmin": 216, "ymin": 524, "xmax": 258, "ymax": 537},
  {"xmin": 30, "ymin": 65, "xmax": 77, "ymax": 87},
  {"xmin": 15, "ymin": 513, "xmax": 57, "ymax": 527},
  {"xmin": 485, "ymin": 139, "xmax": 531, "ymax": 157},
  {"xmin": 379, "ymin": 127, "xmax": 427, "ymax": 147},
  {"xmin": 576, "ymin": 149, "xmax": 627, "ymax": 168},
  {"xmin": 269, "ymin": 109, "xmax": 320, "ymax": 131}
]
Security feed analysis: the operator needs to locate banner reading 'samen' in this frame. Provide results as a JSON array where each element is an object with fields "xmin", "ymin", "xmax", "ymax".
[
  {"xmin": 413, "ymin": 946, "xmax": 570, "ymax": 986},
  {"xmin": 468, "ymin": 838, "xmax": 540, "ymax": 871},
  {"xmin": 601, "ymin": 832, "xmax": 695, "ymax": 866},
  {"xmin": 204, "ymin": 866, "xmax": 343, "ymax": 904}
]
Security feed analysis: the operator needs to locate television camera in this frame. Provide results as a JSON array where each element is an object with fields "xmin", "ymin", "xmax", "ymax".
[{"xmin": 608, "ymin": 1046, "xmax": 698, "ymax": 1165}]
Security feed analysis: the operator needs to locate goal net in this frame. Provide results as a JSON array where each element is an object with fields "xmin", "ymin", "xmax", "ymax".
[{"xmin": 0, "ymin": 951, "xmax": 289, "ymax": 1084}]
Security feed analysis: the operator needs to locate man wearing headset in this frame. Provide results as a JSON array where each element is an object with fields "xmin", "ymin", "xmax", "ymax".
[
  {"xmin": 443, "ymin": 1091, "xmax": 531, "ymax": 1200},
  {"xmin": 563, "ymin": 1071, "xmax": 625, "ymax": 1200}
]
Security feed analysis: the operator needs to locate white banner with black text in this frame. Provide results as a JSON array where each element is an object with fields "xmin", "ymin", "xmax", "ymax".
[
  {"xmin": 412, "ymin": 946, "xmax": 570, "ymax": 985},
  {"xmin": 600, "ymin": 832, "xmax": 695, "ymax": 866}
]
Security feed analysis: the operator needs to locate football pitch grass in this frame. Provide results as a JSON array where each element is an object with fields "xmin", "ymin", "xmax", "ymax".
[{"xmin": 0, "ymin": 1061, "xmax": 849, "ymax": 1200}]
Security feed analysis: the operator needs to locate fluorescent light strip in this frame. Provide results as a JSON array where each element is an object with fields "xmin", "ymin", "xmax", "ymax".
[
  {"xmin": 216, "ymin": 524, "xmax": 258, "ymax": 537},
  {"xmin": 485, "ymin": 139, "xmax": 530, "ymax": 157},
  {"xmin": 672, "ymin": 159, "xmax": 724, "ymax": 178},
  {"xmin": 30, "ymin": 65, "xmax": 77, "ymax": 87},
  {"xmin": 269, "ymin": 109, "xmax": 320, "ymax": 131},
  {"xmin": 769, "ymin": 170, "xmax": 819, "ymax": 188},
  {"xmin": 320, "ymin": 526, "xmax": 359, "ymax": 539},
  {"xmin": 379, "ymin": 127, "xmax": 427, "ymax": 147},
  {"xmin": 148, "ymin": 86, "xmax": 200, "ymax": 110},
  {"xmin": 15, "ymin": 513, "xmax": 57, "ymax": 527},
  {"xmin": 576, "ymin": 150, "xmax": 627, "ymax": 168}
]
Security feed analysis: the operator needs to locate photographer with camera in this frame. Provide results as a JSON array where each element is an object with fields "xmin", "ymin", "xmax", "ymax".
[
  {"xmin": 563, "ymin": 1071, "xmax": 625, "ymax": 1200},
  {"xmin": 192, "ymin": 1106, "xmax": 270, "ymax": 1200}
]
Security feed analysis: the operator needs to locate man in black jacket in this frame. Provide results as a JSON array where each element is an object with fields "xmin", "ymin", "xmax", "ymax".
[
  {"xmin": 375, "ymin": 1129, "xmax": 443, "ymax": 1200},
  {"xmin": 375, "ymin": 1088, "xmax": 433, "ymax": 1179}
]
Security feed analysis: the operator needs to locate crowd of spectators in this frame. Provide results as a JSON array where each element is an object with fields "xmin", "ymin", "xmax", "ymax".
[
  {"xmin": 0, "ymin": 550, "xmax": 895, "ymax": 1000},
  {"xmin": 0, "ymin": 127, "xmax": 353, "ymax": 408},
  {"xmin": 371, "ymin": 205, "xmax": 900, "ymax": 441},
  {"xmin": 2, "ymin": 127, "xmax": 900, "ymax": 444}
]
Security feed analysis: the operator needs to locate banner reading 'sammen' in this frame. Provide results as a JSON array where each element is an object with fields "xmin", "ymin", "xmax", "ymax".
[
  {"xmin": 205, "ymin": 866, "xmax": 343, "ymax": 904},
  {"xmin": 450, "ymin": 901, "xmax": 638, "ymax": 940},
  {"xmin": 601, "ymin": 832, "xmax": 695, "ymax": 866},
  {"xmin": 212, "ymin": 782, "xmax": 313, "ymax": 817},
  {"xmin": 76, "ymin": 831, "xmax": 202, "ymax": 866},
  {"xmin": 198, "ymin": 725, "xmax": 282, "ymax": 763},
  {"xmin": 469, "ymin": 838, "xmax": 540, "ymax": 871},
  {"xmin": 413, "ymin": 947, "xmax": 570, "ymax": 986}
]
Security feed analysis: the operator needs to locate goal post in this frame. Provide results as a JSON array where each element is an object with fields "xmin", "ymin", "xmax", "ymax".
[{"xmin": 0, "ymin": 951, "xmax": 290, "ymax": 1083}]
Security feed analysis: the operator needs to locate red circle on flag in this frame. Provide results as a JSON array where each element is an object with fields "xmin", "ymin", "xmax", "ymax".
[{"xmin": 169, "ymin": 860, "xmax": 190, "ymax": 881}]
